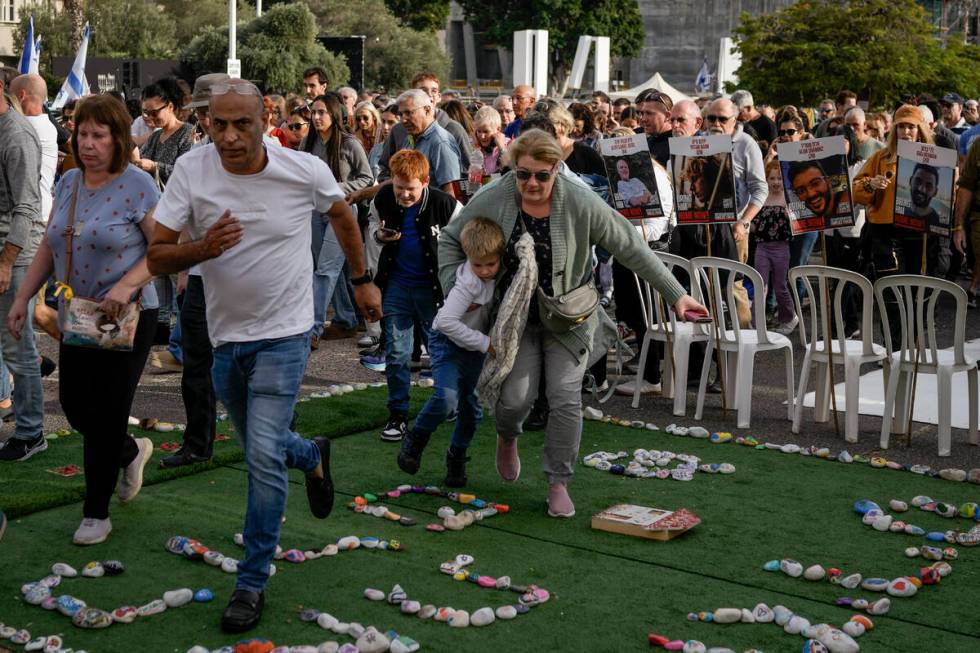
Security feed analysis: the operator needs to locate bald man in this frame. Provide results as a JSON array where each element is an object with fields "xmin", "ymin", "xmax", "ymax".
[
  {"xmin": 147, "ymin": 79, "xmax": 382, "ymax": 633},
  {"xmin": 10, "ymin": 75, "xmax": 57, "ymax": 222},
  {"xmin": 504, "ymin": 84, "xmax": 537, "ymax": 138}
]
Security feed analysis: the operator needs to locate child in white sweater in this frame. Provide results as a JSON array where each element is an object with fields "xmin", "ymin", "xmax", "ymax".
[{"xmin": 397, "ymin": 217, "xmax": 503, "ymax": 487}]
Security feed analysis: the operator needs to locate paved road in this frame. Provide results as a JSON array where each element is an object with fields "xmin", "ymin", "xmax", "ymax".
[{"xmin": 7, "ymin": 288, "xmax": 979, "ymax": 476}]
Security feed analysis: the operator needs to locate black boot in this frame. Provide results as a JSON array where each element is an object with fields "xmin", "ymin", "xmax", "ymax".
[
  {"xmin": 397, "ymin": 429, "xmax": 430, "ymax": 475},
  {"xmin": 445, "ymin": 445, "xmax": 470, "ymax": 488}
]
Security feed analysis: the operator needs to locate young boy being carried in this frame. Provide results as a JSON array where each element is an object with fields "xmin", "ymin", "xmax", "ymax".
[{"xmin": 396, "ymin": 217, "xmax": 503, "ymax": 487}]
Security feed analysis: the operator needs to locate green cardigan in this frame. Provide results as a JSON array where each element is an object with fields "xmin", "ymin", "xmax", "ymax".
[{"xmin": 438, "ymin": 171, "xmax": 687, "ymax": 363}]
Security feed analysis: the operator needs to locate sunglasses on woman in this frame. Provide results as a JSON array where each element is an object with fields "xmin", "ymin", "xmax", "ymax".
[
  {"xmin": 778, "ymin": 128, "xmax": 798, "ymax": 137},
  {"xmin": 515, "ymin": 168, "xmax": 555, "ymax": 182},
  {"xmin": 287, "ymin": 122, "xmax": 309, "ymax": 131}
]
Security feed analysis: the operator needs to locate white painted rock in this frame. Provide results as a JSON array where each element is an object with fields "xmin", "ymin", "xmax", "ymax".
[
  {"xmin": 740, "ymin": 608, "xmax": 755, "ymax": 623},
  {"xmin": 389, "ymin": 636, "xmax": 421, "ymax": 653},
  {"xmin": 780, "ymin": 559, "xmax": 803, "ymax": 577},
  {"xmin": 355, "ymin": 628, "xmax": 389, "ymax": 653},
  {"xmin": 886, "ymin": 577, "xmax": 918, "ymax": 597},
  {"xmin": 400, "ymin": 600, "xmax": 421, "ymax": 614},
  {"xmin": 317, "ymin": 643, "xmax": 339, "ymax": 653},
  {"xmin": 316, "ymin": 613, "xmax": 338, "ymax": 630},
  {"xmin": 871, "ymin": 514, "xmax": 893, "ymax": 531},
  {"xmin": 330, "ymin": 621, "xmax": 350, "ymax": 635},
  {"xmin": 905, "ymin": 547, "xmax": 921, "ymax": 557},
  {"xmin": 780, "ymin": 444, "xmax": 801, "ymax": 454},
  {"xmin": 752, "ymin": 603, "xmax": 774, "ymax": 623},
  {"xmin": 683, "ymin": 641, "xmax": 707, "ymax": 653},
  {"xmin": 842, "ymin": 621, "xmax": 865, "ymax": 638},
  {"xmin": 82, "ymin": 562, "xmax": 104, "ymax": 578},
  {"xmin": 448, "ymin": 609, "xmax": 470, "ymax": 627},
  {"xmin": 816, "ymin": 627, "xmax": 859, "ymax": 653},
  {"xmin": 867, "ymin": 598, "xmax": 891, "ymax": 615},
  {"xmin": 583, "ymin": 407, "xmax": 603, "ymax": 420},
  {"xmin": 939, "ymin": 468, "xmax": 967, "ymax": 482},
  {"xmin": 840, "ymin": 573, "xmax": 863, "ymax": 589},
  {"xmin": 471, "ymin": 606, "xmax": 495, "ymax": 627},
  {"xmin": 495, "ymin": 605, "xmax": 518, "ymax": 620},
  {"xmin": 712, "ymin": 608, "xmax": 742, "ymax": 624},
  {"xmin": 773, "ymin": 605, "xmax": 793, "ymax": 626},
  {"xmin": 889, "ymin": 499, "xmax": 909, "ymax": 512},
  {"xmin": 364, "ymin": 588, "xmax": 385, "ymax": 601},
  {"xmin": 437, "ymin": 506, "xmax": 456, "ymax": 519},
  {"xmin": 52, "ymin": 563, "xmax": 77, "ymax": 578},
  {"xmin": 785, "ymin": 616, "xmax": 810, "ymax": 635},
  {"xmin": 804, "ymin": 565, "xmax": 826, "ymax": 581},
  {"xmin": 221, "ymin": 558, "xmax": 239, "ymax": 574},
  {"xmin": 163, "ymin": 588, "xmax": 193, "ymax": 608},
  {"xmin": 687, "ymin": 426, "xmax": 710, "ymax": 438},
  {"xmin": 337, "ymin": 536, "xmax": 360, "ymax": 550}
]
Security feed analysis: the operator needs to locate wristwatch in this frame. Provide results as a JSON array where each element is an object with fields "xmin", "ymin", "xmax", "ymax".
[{"xmin": 351, "ymin": 272, "xmax": 373, "ymax": 286}]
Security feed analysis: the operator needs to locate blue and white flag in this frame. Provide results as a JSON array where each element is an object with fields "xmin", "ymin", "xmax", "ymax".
[
  {"xmin": 52, "ymin": 23, "xmax": 91, "ymax": 110},
  {"xmin": 18, "ymin": 15, "xmax": 41, "ymax": 75},
  {"xmin": 695, "ymin": 57, "xmax": 713, "ymax": 94}
]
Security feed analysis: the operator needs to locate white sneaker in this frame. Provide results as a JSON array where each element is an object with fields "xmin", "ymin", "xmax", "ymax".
[
  {"xmin": 356, "ymin": 334, "xmax": 378, "ymax": 348},
  {"xmin": 774, "ymin": 316, "xmax": 799, "ymax": 336},
  {"xmin": 118, "ymin": 437, "xmax": 153, "ymax": 502},
  {"xmin": 73, "ymin": 517, "xmax": 112, "ymax": 545},
  {"xmin": 615, "ymin": 380, "xmax": 662, "ymax": 396}
]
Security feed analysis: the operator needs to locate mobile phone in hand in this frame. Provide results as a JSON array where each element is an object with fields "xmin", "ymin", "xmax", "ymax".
[
  {"xmin": 684, "ymin": 309, "xmax": 713, "ymax": 323},
  {"xmin": 379, "ymin": 227, "xmax": 400, "ymax": 238}
]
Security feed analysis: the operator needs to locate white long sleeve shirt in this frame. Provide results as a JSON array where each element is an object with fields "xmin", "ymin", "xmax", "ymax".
[{"xmin": 432, "ymin": 261, "xmax": 496, "ymax": 352}]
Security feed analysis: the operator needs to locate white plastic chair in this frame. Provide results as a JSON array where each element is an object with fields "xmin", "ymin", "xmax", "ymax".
[
  {"xmin": 691, "ymin": 256, "xmax": 794, "ymax": 429},
  {"xmin": 875, "ymin": 275, "xmax": 978, "ymax": 456},
  {"xmin": 789, "ymin": 265, "xmax": 886, "ymax": 443},
  {"xmin": 630, "ymin": 253, "xmax": 710, "ymax": 415}
]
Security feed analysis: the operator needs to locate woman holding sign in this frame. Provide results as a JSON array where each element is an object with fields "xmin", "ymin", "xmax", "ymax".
[
  {"xmin": 437, "ymin": 129, "xmax": 706, "ymax": 519},
  {"xmin": 853, "ymin": 105, "xmax": 935, "ymax": 277}
]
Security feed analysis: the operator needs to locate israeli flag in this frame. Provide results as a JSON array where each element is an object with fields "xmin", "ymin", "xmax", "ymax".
[
  {"xmin": 695, "ymin": 57, "xmax": 712, "ymax": 94},
  {"xmin": 18, "ymin": 15, "xmax": 40, "ymax": 75},
  {"xmin": 52, "ymin": 23, "xmax": 91, "ymax": 110}
]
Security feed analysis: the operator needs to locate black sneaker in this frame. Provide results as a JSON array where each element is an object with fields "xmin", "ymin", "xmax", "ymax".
[
  {"xmin": 220, "ymin": 589, "xmax": 265, "ymax": 633},
  {"xmin": 380, "ymin": 415, "xmax": 407, "ymax": 442},
  {"xmin": 397, "ymin": 429, "xmax": 430, "ymax": 475},
  {"xmin": 40, "ymin": 356, "xmax": 56, "ymax": 377},
  {"xmin": 159, "ymin": 448, "xmax": 211, "ymax": 469},
  {"xmin": 0, "ymin": 433, "xmax": 48, "ymax": 462},
  {"xmin": 305, "ymin": 437, "xmax": 334, "ymax": 519},
  {"xmin": 445, "ymin": 446, "xmax": 470, "ymax": 488}
]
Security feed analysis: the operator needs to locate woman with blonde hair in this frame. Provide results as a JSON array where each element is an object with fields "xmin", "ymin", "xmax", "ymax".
[{"xmin": 353, "ymin": 100, "xmax": 382, "ymax": 155}]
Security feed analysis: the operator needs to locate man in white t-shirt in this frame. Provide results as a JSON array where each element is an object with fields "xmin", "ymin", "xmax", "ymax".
[
  {"xmin": 10, "ymin": 75, "xmax": 56, "ymax": 221},
  {"xmin": 147, "ymin": 79, "xmax": 382, "ymax": 634}
]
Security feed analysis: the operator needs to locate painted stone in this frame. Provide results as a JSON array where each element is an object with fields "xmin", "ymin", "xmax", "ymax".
[
  {"xmin": 112, "ymin": 606, "xmax": 138, "ymax": 623},
  {"xmin": 316, "ymin": 613, "xmax": 338, "ymax": 630},
  {"xmin": 364, "ymin": 588, "xmax": 385, "ymax": 601},
  {"xmin": 387, "ymin": 584, "xmax": 407, "ymax": 604},
  {"xmin": 221, "ymin": 558, "xmax": 239, "ymax": 574},
  {"xmin": 389, "ymin": 635, "xmax": 420, "ymax": 653},
  {"xmin": 82, "ymin": 562, "xmax": 105, "ymax": 578},
  {"xmin": 804, "ymin": 565, "xmax": 826, "ymax": 581},
  {"xmin": 471, "ymin": 607, "xmax": 495, "ymax": 627},
  {"xmin": 495, "ymin": 605, "xmax": 518, "ymax": 620},
  {"xmin": 103, "ymin": 560, "xmax": 125, "ymax": 576},
  {"xmin": 56, "ymin": 595, "xmax": 87, "ymax": 617},
  {"xmin": 448, "ymin": 609, "xmax": 470, "ymax": 628},
  {"xmin": 72, "ymin": 607, "xmax": 113, "ymax": 629},
  {"xmin": 712, "ymin": 608, "xmax": 741, "ymax": 624},
  {"xmin": 337, "ymin": 536, "xmax": 360, "ymax": 550},
  {"xmin": 354, "ymin": 628, "xmax": 389, "ymax": 653},
  {"xmin": 51, "ymin": 563, "xmax": 78, "ymax": 578},
  {"xmin": 752, "ymin": 603, "xmax": 774, "ymax": 623},
  {"xmin": 137, "ymin": 599, "xmax": 167, "ymax": 616},
  {"xmin": 840, "ymin": 573, "xmax": 863, "ymax": 589},
  {"xmin": 860, "ymin": 578, "xmax": 889, "ymax": 592},
  {"xmin": 194, "ymin": 589, "xmax": 213, "ymax": 603},
  {"xmin": 773, "ymin": 605, "xmax": 793, "ymax": 626},
  {"xmin": 418, "ymin": 604, "xmax": 437, "ymax": 619},
  {"xmin": 816, "ymin": 627, "xmax": 859, "ymax": 653},
  {"xmin": 164, "ymin": 588, "xmax": 193, "ymax": 608},
  {"xmin": 867, "ymin": 598, "xmax": 891, "ymax": 615},
  {"xmin": 400, "ymin": 600, "xmax": 421, "ymax": 615}
]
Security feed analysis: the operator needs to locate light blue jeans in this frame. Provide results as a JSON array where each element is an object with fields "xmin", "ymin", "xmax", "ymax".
[
  {"xmin": 211, "ymin": 332, "xmax": 320, "ymax": 592},
  {"xmin": 312, "ymin": 212, "xmax": 357, "ymax": 333},
  {"xmin": 0, "ymin": 266, "xmax": 42, "ymax": 439}
]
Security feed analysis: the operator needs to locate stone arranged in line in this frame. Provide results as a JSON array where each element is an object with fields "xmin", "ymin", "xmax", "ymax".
[
  {"xmin": 349, "ymin": 484, "xmax": 509, "ymax": 533},
  {"xmin": 582, "ymin": 449, "xmax": 735, "ymax": 480},
  {"xmin": 852, "ymin": 499, "xmax": 980, "ymax": 547}
]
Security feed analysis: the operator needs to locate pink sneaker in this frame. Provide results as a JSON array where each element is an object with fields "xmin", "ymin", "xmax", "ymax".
[
  {"xmin": 495, "ymin": 436, "xmax": 521, "ymax": 481},
  {"xmin": 547, "ymin": 482, "xmax": 575, "ymax": 518}
]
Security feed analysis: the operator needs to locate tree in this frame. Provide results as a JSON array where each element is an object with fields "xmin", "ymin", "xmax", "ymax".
[
  {"xmin": 64, "ymin": 0, "xmax": 84, "ymax": 50},
  {"xmin": 162, "ymin": 0, "xmax": 255, "ymax": 47},
  {"xmin": 456, "ymin": 0, "xmax": 644, "ymax": 92},
  {"xmin": 383, "ymin": 0, "xmax": 450, "ymax": 32},
  {"xmin": 732, "ymin": 0, "xmax": 980, "ymax": 108},
  {"xmin": 307, "ymin": 0, "xmax": 449, "ymax": 91},
  {"xmin": 181, "ymin": 2, "xmax": 349, "ymax": 94},
  {"xmin": 87, "ymin": 1, "xmax": 177, "ymax": 59}
]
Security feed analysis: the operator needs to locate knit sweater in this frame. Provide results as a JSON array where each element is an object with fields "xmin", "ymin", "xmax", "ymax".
[
  {"xmin": 852, "ymin": 148, "xmax": 896, "ymax": 225},
  {"xmin": 439, "ymin": 171, "xmax": 687, "ymax": 363}
]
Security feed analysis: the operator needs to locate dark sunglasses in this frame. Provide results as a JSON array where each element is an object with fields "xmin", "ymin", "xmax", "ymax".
[
  {"xmin": 287, "ymin": 122, "xmax": 309, "ymax": 131},
  {"xmin": 142, "ymin": 104, "xmax": 169, "ymax": 118},
  {"xmin": 705, "ymin": 114, "xmax": 733, "ymax": 123},
  {"xmin": 515, "ymin": 168, "xmax": 555, "ymax": 182},
  {"xmin": 778, "ymin": 128, "xmax": 798, "ymax": 136}
]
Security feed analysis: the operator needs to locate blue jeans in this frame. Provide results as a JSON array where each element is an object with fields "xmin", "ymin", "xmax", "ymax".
[
  {"xmin": 382, "ymin": 282, "xmax": 438, "ymax": 415},
  {"xmin": 790, "ymin": 231, "xmax": 819, "ymax": 299},
  {"xmin": 312, "ymin": 212, "xmax": 357, "ymax": 333},
  {"xmin": 211, "ymin": 332, "xmax": 319, "ymax": 593},
  {"xmin": 412, "ymin": 329, "xmax": 485, "ymax": 449},
  {"xmin": 0, "ymin": 266, "xmax": 42, "ymax": 439},
  {"xmin": 167, "ymin": 309, "xmax": 183, "ymax": 363}
]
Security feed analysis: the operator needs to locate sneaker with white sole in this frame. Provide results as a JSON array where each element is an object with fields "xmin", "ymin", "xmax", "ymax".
[
  {"xmin": 380, "ymin": 416, "xmax": 407, "ymax": 442},
  {"xmin": 614, "ymin": 380, "xmax": 662, "ymax": 396},
  {"xmin": 774, "ymin": 316, "xmax": 799, "ymax": 336},
  {"xmin": 118, "ymin": 437, "xmax": 153, "ymax": 502},
  {"xmin": 0, "ymin": 433, "xmax": 48, "ymax": 461},
  {"xmin": 73, "ymin": 517, "xmax": 112, "ymax": 545},
  {"xmin": 357, "ymin": 334, "xmax": 379, "ymax": 348}
]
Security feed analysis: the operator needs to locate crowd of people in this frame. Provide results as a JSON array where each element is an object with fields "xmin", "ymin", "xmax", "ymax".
[{"xmin": 1, "ymin": 59, "xmax": 978, "ymax": 632}]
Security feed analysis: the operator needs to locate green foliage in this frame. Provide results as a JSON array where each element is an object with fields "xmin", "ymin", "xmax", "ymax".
[
  {"xmin": 456, "ymin": 0, "xmax": 644, "ymax": 89},
  {"xmin": 15, "ymin": 4, "xmax": 73, "ymax": 78},
  {"xmin": 307, "ymin": 0, "xmax": 450, "ymax": 91},
  {"xmin": 88, "ymin": 0, "xmax": 178, "ymax": 59},
  {"xmin": 162, "ymin": 0, "xmax": 255, "ymax": 46},
  {"xmin": 383, "ymin": 0, "xmax": 451, "ymax": 32},
  {"xmin": 180, "ymin": 2, "xmax": 349, "ymax": 93},
  {"xmin": 732, "ymin": 0, "xmax": 980, "ymax": 108}
]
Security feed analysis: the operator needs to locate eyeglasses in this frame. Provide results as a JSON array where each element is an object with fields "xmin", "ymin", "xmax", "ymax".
[
  {"xmin": 400, "ymin": 106, "xmax": 425, "ymax": 119},
  {"xmin": 819, "ymin": 108, "xmax": 834, "ymax": 114},
  {"xmin": 211, "ymin": 81, "xmax": 262, "ymax": 97},
  {"xmin": 705, "ymin": 114, "xmax": 733, "ymax": 123},
  {"xmin": 142, "ymin": 104, "xmax": 169, "ymax": 118},
  {"xmin": 792, "ymin": 176, "xmax": 829, "ymax": 197},
  {"xmin": 777, "ymin": 128, "xmax": 798, "ymax": 137},
  {"xmin": 355, "ymin": 115, "xmax": 373, "ymax": 122},
  {"xmin": 287, "ymin": 122, "xmax": 309, "ymax": 131},
  {"xmin": 515, "ymin": 168, "xmax": 555, "ymax": 183}
]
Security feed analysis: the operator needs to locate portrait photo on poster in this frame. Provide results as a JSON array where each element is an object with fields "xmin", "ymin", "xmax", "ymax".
[
  {"xmin": 893, "ymin": 140, "xmax": 957, "ymax": 237},
  {"xmin": 777, "ymin": 136, "xmax": 854, "ymax": 235},
  {"xmin": 599, "ymin": 133, "xmax": 664, "ymax": 220},
  {"xmin": 669, "ymin": 134, "xmax": 737, "ymax": 225}
]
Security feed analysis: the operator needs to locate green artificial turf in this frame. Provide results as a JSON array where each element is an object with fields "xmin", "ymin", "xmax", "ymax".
[
  {"xmin": 0, "ymin": 387, "xmax": 426, "ymax": 519},
  {"xmin": 2, "ymin": 391, "xmax": 979, "ymax": 652}
]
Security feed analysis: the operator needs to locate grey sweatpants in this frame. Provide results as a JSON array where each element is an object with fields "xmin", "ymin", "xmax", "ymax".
[{"xmin": 495, "ymin": 324, "xmax": 588, "ymax": 483}]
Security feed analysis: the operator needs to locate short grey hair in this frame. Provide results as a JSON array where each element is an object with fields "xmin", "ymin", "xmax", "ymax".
[
  {"xmin": 338, "ymin": 86, "xmax": 357, "ymax": 98},
  {"xmin": 843, "ymin": 106, "xmax": 865, "ymax": 122},
  {"xmin": 919, "ymin": 105, "xmax": 934, "ymax": 124},
  {"xmin": 731, "ymin": 89, "xmax": 753, "ymax": 109},
  {"xmin": 492, "ymin": 94, "xmax": 512, "ymax": 109},
  {"xmin": 397, "ymin": 88, "xmax": 431, "ymax": 108},
  {"xmin": 473, "ymin": 105, "xmax": 502, "ymax": 130}
]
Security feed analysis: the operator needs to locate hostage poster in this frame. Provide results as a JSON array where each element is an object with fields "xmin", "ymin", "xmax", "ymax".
[
  {"xmin": 669, "ymin": 134, "xmax": 737, "ymax": 225},
  {"xmin": 893, "ymin": 140, "xmax": 956, "ymax": 237},
  {"xmin": 776, "ymin": 136, "xmax": 854, "ymax": 235},
  {"xmin": 599, "ymin": 133, "xmax": 665, "ymax": 228}
]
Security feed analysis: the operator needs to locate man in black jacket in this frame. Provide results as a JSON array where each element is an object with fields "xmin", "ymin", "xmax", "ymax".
[{"xmin": 371, "ymin": 149, "xmax": 461, "ymax": 442}]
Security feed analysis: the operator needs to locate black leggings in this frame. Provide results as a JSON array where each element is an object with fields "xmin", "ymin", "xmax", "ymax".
[{"xmin": 60, "ymin": 308, "xmax": 157, "ymax": 519}]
